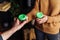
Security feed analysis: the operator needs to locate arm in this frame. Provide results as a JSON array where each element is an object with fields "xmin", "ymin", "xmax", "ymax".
[
  {"xmin": 26, "ymin": 0, "xmax": 39, "ymax": 23},
  {"xmin": 35, "ymin": 0, "xmax": 60, "ymax": 24},
  {"xmin": 1, "ymin": 18, "xmax": 28, "ymax": 40},
  {"xmin": 40, "ymin": 0, "xmax": 60, "ymax": 23},
  {"xmin": 0, "ymin": 0, "xmax": 38, "ymax": 40},
  {"xmin": 47, "ymin": 15, "xmax": 60, "ymax": 23},
  {"xmin": 47, "ymin": 0, "xmax": 60, "ymax": 23}
]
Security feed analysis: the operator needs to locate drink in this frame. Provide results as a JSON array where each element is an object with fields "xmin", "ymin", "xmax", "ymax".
[
  {"xmin": 18, "ymin": 14, "xmax": 27, "ymax": 21},
  {"xmin": 36, "ymin": 12, "xmax": 44, "ymax": 19}
]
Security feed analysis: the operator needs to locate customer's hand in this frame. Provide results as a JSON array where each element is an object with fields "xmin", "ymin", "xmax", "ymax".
[
  {"xmin": 1, "ymin": 17, "xmax": 28, "ymax": 40},
  {"xmin": 13, "ymin": 17, "xmax": 28, "ymax": 31}
]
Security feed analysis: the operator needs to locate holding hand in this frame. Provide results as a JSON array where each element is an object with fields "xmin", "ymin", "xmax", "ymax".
[
  {"xmin": 35, "ymin": 15, "xmax": 48, "ymax": 24},
  {"xmin": 1, "ymin": 17, "xmax": 28, "ymax": 40},
  {"xmin": 13, "ymin": 17, "xmax": 28, "ymax": 31}
]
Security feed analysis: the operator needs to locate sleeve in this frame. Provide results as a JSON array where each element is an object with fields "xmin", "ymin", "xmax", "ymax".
[
  {"xmin": 0, "ymin": 35, "xmax": 3, "ymax": 40},
  {"xmin": 47, "ymin": 15, "xmax": 60, "ymax": 23},
  {"xmin": 26, "ymin": 0, "xmax": 39, "ymax": 23},
  {"xmin": 27, "ymin": 8, "xmax": 38, "ymax": 23},
  {"xmin": 47, "ymin": 0, "xmax": 60, "ymax": 23}
]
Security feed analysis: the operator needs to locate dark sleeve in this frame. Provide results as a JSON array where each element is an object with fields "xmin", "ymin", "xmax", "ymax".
[{"xmin": 0, "ymin": 35, "xmax": 3, "ymax": 40}]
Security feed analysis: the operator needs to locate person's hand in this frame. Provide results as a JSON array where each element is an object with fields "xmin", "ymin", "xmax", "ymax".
[
  {"xmin": 39, "ymin": 0, "xmax": 60, "ymax": 23},
  {"xmin": 12, "ymin": 17, "xmax": 28, "ymax": 31},
  {"xmin": 1, "ymin": 17, "xmax": 28, "ymax": 40},
  {"xmin": 35, "ymin": 15, "xmax": 48, "ymax": 24}
]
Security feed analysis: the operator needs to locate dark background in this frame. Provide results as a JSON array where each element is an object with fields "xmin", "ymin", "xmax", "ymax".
[{"xmin": 0, "ymin": 0, "xmax": 36, "ymax": 40}]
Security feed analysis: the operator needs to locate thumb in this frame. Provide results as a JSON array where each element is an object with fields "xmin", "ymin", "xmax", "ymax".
[{"xmin": 19, "ymin": 17, "xmax": 28, "ymax": 26}]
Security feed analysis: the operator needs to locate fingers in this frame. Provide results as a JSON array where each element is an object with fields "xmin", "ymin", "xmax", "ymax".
[
  {"xmin": 36, "ymin": 15, "xmax": 48, "ymax": 24},
  {"xmin": 13, "ymin": 17, "xmax": 28, "ymax": 30},
  {"xmin": 14, "ymin": 17, "xmax": 21, "ymax": 25},
  {"xmin": 36, "ymin": 15, "xmax": 45, "ymax": 21},
  {"xmin": 18, "ymin": 17, "xmax": 28, "ymax": 28},
  {"xmin": 16, "ymin": 19, "xmax": 20, "ymax": 25},
  {"xmin": 40, "ymin": 16, "xmax": 48, "ymax": 23},
  {"xmin": 22, "ymin": 17, "xmax": 28, "ymax": 24},
  {"xmin": 14, "ymin": 16, "xmax": 28, "ymax": 25},
  {"xmin": 14, "ymin": 17, "xmax": 17, "ymax": 22}
]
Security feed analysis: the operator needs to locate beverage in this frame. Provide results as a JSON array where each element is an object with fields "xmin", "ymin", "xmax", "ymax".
[
  {"xmin": 18, "ymin": 14, "xmax": 27, "ymax": 21},
  {"xmin": 36, "ymin": 12, "xmax": 44, "ymax": 19}
]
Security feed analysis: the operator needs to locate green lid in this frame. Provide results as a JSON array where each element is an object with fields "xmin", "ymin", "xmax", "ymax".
[
  {"xmin": 18, "ymin": 14, "xmax": 27, "ymax": 21},
  {"xmin": 36, "ymin": 12, "xmax": 43, "ymax": 19}
]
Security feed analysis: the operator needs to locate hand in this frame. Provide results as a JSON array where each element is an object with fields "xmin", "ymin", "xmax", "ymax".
[
  {"xmin": 39, "ymin": 0, "xmax": 60, "ymax": 23},
  {"xmin": 1, "ymin": 17, "xmax": 28, "ymax": 40},
  {"xmin": 35, "ymin": 15, "xmax": 48, "ymax": 24},
  {"xmin": 13, "ymin": 17, "xmax": 28, "ymax": 31}
]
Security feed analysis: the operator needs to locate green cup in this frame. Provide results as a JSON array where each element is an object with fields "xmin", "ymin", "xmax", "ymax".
[
  {"xmin": 36, "ymin": 12, "xmax": 43, "ymax": 19},
  {"xmin": 18, "ymin": 14, "xmax": 27, "ymax": 21}
]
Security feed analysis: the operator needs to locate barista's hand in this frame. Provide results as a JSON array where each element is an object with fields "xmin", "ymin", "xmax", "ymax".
[{"xmin": 35, "ymin": 15, "xmax": 48, "ymax": 24}]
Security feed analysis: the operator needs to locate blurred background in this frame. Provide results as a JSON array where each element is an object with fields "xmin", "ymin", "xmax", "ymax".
[{"xmin": 0, "ymin": 0, "xmax": 36, "ymax": 40}]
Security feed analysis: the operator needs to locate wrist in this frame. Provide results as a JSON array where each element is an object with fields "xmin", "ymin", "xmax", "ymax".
[{"xmin": 10, "ymin": 27, "xmax": 18, "ymax": 33}]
